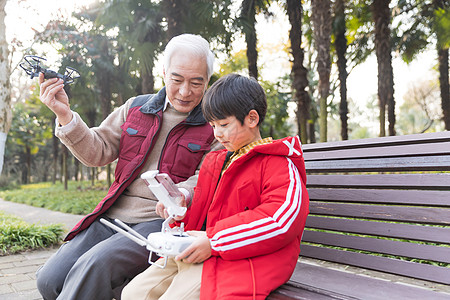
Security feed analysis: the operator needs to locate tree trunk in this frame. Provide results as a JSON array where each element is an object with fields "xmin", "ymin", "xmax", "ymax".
[
  {"xmin": 241, "ymin": 0, "xmax": 258, "ymax": 79},
  {"xmin": 74, "ymin": 158, "xmax": 79, "ymax": 181},
  {"xmin": 372, "ymin": 0, "xmax": 395, "ymax": 136},
  {"xmin": 438, "ymin": 48, "xmax": 450, "ymax": 130},
  {"xmin": 312, "ymin": 0, "xmax": 332, "ymax": 142},
  {"xmin": 59, "ymin": 147, "xmax": 63, "ymax": 183},
  {"xmin": 334, "ymin": 0, "xmax": 349, "ymax": 140},
  {"xmin": 141, "ymin": 70, "xmax": 155, "ymax": 94},
  {"xmin": 91, "ymin": 167, "xmax": 95, "ymax": 186},
  {"xmin": 62, "ymin": 144, "xmax": 68, "ymax": 190},
  {"xmin": 435, "ymin": 0, "xmax": 450, "ymax": 130},
  {"xmin": 86, "ymin": 109, "xmax": 96, "ymax": 185},
  {"xmin": 98, "ymin": 39, "xmax": 113, "ymax": 187},
  {"xmin": 52, "ymin": 118, "xmax": 58, "ymax": 184},
  {"xmin": 164, "ymin": 0, "xmax": 186, "ymax": 40},
  {"xmin": 25, "ymin": 146, "xmax": 31, "ymax": 184},
  {"xmin": 287, "ymin": 0, "xmax": 311, "ymax": 144},
  {"xmin": 0, "ymin": 0, "xmax": 12, "ymax": 174},
  {"xmin": 79, "ymin": 163, "xmax": 84, "ymax": 182}
]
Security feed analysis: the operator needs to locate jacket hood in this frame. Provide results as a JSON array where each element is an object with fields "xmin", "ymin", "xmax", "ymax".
[
  {"xmin": 249, "ymin": 136, "xmax": 306, "ymax": 183},
  {"xmin": 253, "ymin": 136, "xmax": 303, "ymax": 157}
]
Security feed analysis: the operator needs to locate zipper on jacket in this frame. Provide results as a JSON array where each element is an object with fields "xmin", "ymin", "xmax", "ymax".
[{"xmin": 201, "ymin": 151, "xmax": 233, "ymax": 229}]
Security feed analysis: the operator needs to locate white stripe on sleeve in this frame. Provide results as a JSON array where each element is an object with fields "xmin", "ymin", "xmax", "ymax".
[{"xmin": 210, "ymin": 158, "xmax": 302, "ymax": 251}]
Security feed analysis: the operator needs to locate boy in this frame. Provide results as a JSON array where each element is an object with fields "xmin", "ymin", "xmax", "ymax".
[{"xmin": 122, "ymin": 73, "xmax": 310, "ymax": 300}]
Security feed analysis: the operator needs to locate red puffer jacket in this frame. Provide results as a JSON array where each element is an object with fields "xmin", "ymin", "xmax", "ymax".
[{"xmin": 183, "ymin": 136, "xmax": 310, "ymax": 300}]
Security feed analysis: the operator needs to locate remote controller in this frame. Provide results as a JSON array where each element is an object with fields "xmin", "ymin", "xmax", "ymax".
[
  {"xmin": 99, "ymin": 170, "xmax": 196, "ymax": 268},
  {"xmin": 141, "ymin": 170, "xmax": 187, "ymax": 218}
]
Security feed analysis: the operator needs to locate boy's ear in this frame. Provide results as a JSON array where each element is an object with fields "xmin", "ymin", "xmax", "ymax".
[{"xmin": 246, "ymin": 110, "xmax": 260, "ymax": 128}]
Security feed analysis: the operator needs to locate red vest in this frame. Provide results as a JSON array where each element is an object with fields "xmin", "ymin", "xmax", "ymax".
[{"xmin": 65, "ymin": 89, "xmax": 214, "ymax": 241}]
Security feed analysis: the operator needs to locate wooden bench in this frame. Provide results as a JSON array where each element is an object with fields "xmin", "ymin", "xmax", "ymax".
[{"xmin": 268, "ymin": 131, "xmax": 450, "ymax": 299}]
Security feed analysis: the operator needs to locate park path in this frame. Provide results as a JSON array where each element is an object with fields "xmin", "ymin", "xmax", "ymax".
[{"xmin": 0, "ymin": 198, "xmax": 83, "ymax": 300}]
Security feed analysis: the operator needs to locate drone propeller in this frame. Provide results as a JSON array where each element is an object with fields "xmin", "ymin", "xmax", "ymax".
[
  {"xmin": 19, "ymin": 55, "xmax": 80, "ymax": 85},
  {"xmin": 25, "ymin": 55, "xmax": 46, "ymax": 64},
  {"xmin": 19, "ymin": 55, "xmax": 47, "ymax": 79},
  {"xmin": 63, "ymin": 67, "xmax": 81, "ymax": 85}
]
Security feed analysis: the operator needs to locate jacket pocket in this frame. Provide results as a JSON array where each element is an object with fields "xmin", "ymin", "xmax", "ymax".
[
  {"xmin": 119, "ymin": 123, "xmax": 148, "ymax": 161},
  {"xmin": 170, "ymin": 138, "xmax": 211, "ymax": 180},
  {"xmin": 236, "ymin": 180, "xmax": 260, "ymax": 211}
]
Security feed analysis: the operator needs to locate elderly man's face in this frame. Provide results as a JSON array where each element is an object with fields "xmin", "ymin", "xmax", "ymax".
[{"xmin": 164, "ymin": 52, "xmax": 208, "ymax": 114}]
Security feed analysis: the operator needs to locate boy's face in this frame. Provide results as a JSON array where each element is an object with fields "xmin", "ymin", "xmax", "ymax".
[
  {"xmin": 164, "ymin": 52, "xmax": 208, "ymax": 114},
  {"xmin": 209, "ymin": 113, "xmax": 258, "ymax": 152}
]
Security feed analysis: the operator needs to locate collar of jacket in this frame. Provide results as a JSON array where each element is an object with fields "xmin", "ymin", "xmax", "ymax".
[{"xmin": 139, "ymin": 87, "xmax": 207, "ymax": 125}]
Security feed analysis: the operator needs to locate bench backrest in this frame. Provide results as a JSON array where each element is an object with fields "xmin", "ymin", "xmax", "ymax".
[{"xmin": 301, "ymin": 131, "xmax": 450, "ymax": 285}]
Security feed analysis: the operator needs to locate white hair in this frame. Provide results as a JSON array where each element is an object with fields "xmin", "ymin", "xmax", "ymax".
[{"xmin": 163, "ymin": 34, "xmax": 215, "ymax": 80}]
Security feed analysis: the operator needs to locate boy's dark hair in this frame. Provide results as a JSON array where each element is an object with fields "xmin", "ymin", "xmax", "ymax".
[{"xmin": 202, "ymin": 73, "xmax": 267, "ymax": 125}]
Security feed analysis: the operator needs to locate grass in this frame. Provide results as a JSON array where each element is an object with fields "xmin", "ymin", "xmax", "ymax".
[
  {"xmin": 0, "ymin": 181, "xmax": 107, "ymax": 215},
  {"xmin": 0, "ymin": 211, "xmax": 64, "ymax": 255},
  {"xmin": 0, "ymin": 180, "xmax": 106, "ymax": 255}
]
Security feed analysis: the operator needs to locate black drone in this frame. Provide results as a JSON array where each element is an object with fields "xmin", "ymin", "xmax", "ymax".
[{"xmin": 19, "ymin": 55, "xmax": 80, "ymax": 85}]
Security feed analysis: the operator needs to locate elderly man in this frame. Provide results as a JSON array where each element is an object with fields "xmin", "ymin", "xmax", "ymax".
[{"xmin": 36, "ymin": 34, "xmax": 218, "ymax": 300}]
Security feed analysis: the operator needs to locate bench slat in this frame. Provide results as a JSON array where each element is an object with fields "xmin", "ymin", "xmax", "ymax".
[
  {"xmin": 268, "ymin": 284, "xmax": 343, "ymax": 300},
  {"xmin": 302, "ymin": 131, "xmax": 450, "ymax": 152},
  {"xmin": 305, "ymin": 216, "xmax": 450, "ymax": 244},
  {"xmin": 304, "ymin": 141, "xmax": 450, "ymax": 161},
  {"xmin": 310, "ymin": 202, "xmax": 450, "ymax": 225},
  {"xmin": 308, "ymin": 188, "xmax": 450, "ymax": 206},
  {"xmin": 307, "ymin": 173, "xmax": 450, "ymax": 189},
  {"xmin": 302, "ymin": 131, "xmax": 450, "ymax": 153},
  {"xmin": 305, "ymin": 155, "xmax": 450, "ymax": 172},
  {"xmin": 302, "ymin": 230, "xmax": 450, "ymax": 263},
  {"xmin": 274, "ymin": 132, "xmax": 450, "ymax": 298},
  {"xmin": 300, "ymin": 245, "xmax": 450, "ymax": 284},
  {"xmin": 281, "ymin": 261, "xmax": 450, "ymax": 300}
]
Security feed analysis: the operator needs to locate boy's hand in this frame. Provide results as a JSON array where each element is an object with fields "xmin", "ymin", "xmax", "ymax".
[{"xmin": 175, "ymin": 231, "xmax": 211, "ymax": 263}]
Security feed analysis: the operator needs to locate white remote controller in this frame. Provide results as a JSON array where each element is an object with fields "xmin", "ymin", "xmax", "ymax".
[
  {"xmin": 100, "ymin": 171, "xmax": 196, "ymax": 268},
  {"xmin": 141, "ymin": 170, "xmax": 187, "ymax": 219},
  {"xmin": 100, "ymin": 218, "xmax": 196, "ymax": 268},
  {"xmin": 146, "ymin": 231, "xmax": 197, "ymax": 257}
]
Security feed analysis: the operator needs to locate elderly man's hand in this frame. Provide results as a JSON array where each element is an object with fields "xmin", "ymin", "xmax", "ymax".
[
  {"xmin": 155, "ymin": 195, "xmax": 187, "ymax": 221},
  {"xmin": 39, "ymin": 73, "xmax": 73, "ymax": 125}
]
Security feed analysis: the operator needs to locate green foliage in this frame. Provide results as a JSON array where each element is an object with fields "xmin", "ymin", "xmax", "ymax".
[
  {"xmin": 216, "ymin": 50, "xmax": 292, "ymax": 139},
  {"xmin": 0, "ymin": 175, "xmax": 19, "ymax": 191},
  {"xmin": 6, "ymin": 85, "xmax": 54, "ymax": 183},
  {"xmin": 0, "ymin": 211, "xmax": 64, "ymax": 255},
  {"xmin": 8, "ymin": 85, "xmax": 52, "ymax": 152},
  {"xmin": 345, "ymin": 1, "xmax": 373, "ymax": 68},
  {"xmin": 8, "ymin": 105, "xmax": 51, "ymax": 155},
  {"xmin": 0, "ymin": 181, "xmax": 105, "ymax": 215},
  {"xmin": 185, "ymin": 0, "xmax": 235, "ymax": 53},
  {"xmin": 260, "ymin": 77, "xmax": 293, "ymax": 139},
  {"xmin": 95, "ymin": 0, "xmax": 163, "ymax": 93},
  {"xmin": 217, "ymin": 49, "xmax": 249, "ymax": 76},
  {"xmin": 394, "ymin": 0, "xmax": 450, "ymax": 63},
  {"xmin": 435, "ymin": 7, "xmax": 450, "ymax": 48}
]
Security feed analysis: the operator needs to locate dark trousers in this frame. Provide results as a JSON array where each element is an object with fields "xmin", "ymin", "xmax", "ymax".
[{"xmin": 36, "ymin": 216, "xmax": 163, "ymax": 300}]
